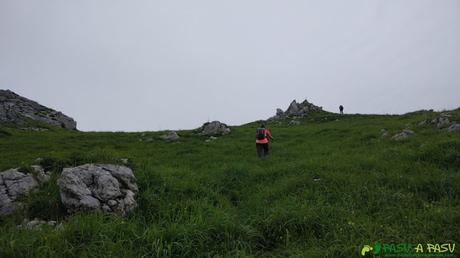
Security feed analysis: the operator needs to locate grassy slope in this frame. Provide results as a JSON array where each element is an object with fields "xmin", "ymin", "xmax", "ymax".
[{"xmin": 0, "ymin": 110, "xmax": 459, "ymax": 257}]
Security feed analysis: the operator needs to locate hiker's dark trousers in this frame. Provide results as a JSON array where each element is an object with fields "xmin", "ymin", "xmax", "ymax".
[{"xmin": 256, "ymin": 143, "xmax": 269, "ymax": 158}]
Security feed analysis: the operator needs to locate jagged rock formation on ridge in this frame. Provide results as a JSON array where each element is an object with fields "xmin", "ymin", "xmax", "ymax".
[
  {"xmin": 0, "ymin": 89, "xmax": 77, "ymax": 129},
  {"xmin": 270, "ymin": 99, "xmax": 323, "ymax": 120}
]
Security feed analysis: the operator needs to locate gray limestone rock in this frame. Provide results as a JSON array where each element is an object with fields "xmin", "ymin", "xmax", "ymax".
[
  {"xmin": 392, "ymin": 129, "xmax": 414, "ymax": 141},
  {"xmin": 0, "ymin": 89, "xmax": 77, "ymax": 129},
  {"xmin": 0, "ymin": 168, "xmax": 39, "ymax": 215},
  {"xmin": 57, "ymin": 164, "xmax": 138, "ymax": 216},
  {"xmin": 270, "ymin": 99, "xmax": 322, "ymax": 120},
  {"xmin": 161, "ymin": 131, "xmax": 180, "ymax": 141},
  {"xmin": 430, "ymin": 113, "xmax": 450, "ymax": 128},
  {"xmin": 199, "ymin": 121, "xmax": 231, "ymax": 136},
  {"xmin": 447, "ymin": 123, "xmax": 460, "ymax": 133}
]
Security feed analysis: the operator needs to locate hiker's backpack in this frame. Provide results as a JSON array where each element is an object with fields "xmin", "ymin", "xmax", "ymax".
[{"xmin": 256, "ymin": 128, "xmax": 266, "ymax": 140}]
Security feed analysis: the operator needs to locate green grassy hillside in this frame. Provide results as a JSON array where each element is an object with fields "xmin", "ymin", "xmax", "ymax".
[{"xmin": 1, "ymin": 110, "xmax": 459, "ymax": 257}]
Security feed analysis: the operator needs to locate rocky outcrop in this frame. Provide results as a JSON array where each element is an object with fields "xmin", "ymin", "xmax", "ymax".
[
  {"xmin": 57, "ymin": 164, "xmax": 138, "ymax": 216},
  {"xmin": 419, "ymin": 113, "xmax": 451, "ymax": 128},
  {"xmin": 0, "ymin": 89, "xmax": 77, "ymax": 129},
  {"xmin": 270, "ymin": 99, "xmax": 322, "ymax": 120},
  {"xmin": 276, "ymin": 108, "xmax": 284, "ymax": 117},
  {"xmin": 0, "ymin": 168, "xmax": 39, "ymax": 215},
  {"xmin": 198, "ymin": 121, "xmax": 231, "ymax": 136},
  {"xmin": 430, "ymin": 113, "xmax": 450, "ymax": 128}
]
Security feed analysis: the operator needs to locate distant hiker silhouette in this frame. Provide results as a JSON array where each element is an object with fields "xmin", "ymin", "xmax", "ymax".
[
  {"xmin": 256, "ymin": 124, "xmax": 274, "ymax": 158},
  {"xmin": 339, "ymin": 105, "xmax": 344, "ymax": 114}
]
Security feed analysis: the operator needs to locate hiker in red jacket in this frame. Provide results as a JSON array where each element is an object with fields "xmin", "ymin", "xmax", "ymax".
[{"xmin": 256, "ymin": 124, "xmax": 274, "ymax": 158}]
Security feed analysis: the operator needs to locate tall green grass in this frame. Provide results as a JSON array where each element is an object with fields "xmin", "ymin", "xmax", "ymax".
[{"xmin": 0, "ymin": 109, "xmax": 459, "ymax": 257}]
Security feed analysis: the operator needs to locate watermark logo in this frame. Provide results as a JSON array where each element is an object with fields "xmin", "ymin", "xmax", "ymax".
[
  {"xmin": 361, "ymin": 242, "xmax": 455, "ymax": 257},
  {"xmin": 361, "ymin": 241, "xmax": 381, "ymax": 256}
]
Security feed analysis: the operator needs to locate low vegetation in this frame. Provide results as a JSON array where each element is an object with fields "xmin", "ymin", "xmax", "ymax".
[{"xmin": 0, "ymin": 109, "xmax": 459, "ymax": 257}]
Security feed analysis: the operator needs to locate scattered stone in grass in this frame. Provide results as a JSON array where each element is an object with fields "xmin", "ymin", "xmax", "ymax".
[
  {"xmin": 31, "ymin": 165, "xmax": 51, "ymax": 184},
  {"xmin": 0, "ymin": 168, "xmax": 39, "ymax": 216},
  {"xmin": 18, "ymin": 218, "xmax": 59, "ymax": 229},
  {"xmin": 161, "ymin": 131, "xmax": 180, "ymax": 141},
  {"xmin": 205, "ymin": 136, "xmax": 218, "ymax": 142},
  {"xmin": 19, "ymin": 127, "xmax": 49, "ymax": 132},
  {"xmin": 289, "ymin": 120, "xmax": 301, "ymax": 126},
  {"xmin": 380, "ymin": 129, "xmax": 389, "ymax": 138},
  {"xmin": 447, "ymin": 123, "xmax": 460, "ymax": 133},
  {"xmin": 418, "ymin": 120, "xmax": 427, "ymax": 126},
  {"xmin": 392, "ymin": 129, "xmax": 414, "ymax": 141}
]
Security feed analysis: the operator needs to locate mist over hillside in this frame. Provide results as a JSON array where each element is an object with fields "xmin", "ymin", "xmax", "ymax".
[{"xmin": 2, "ymin": 1, "xmax": 459, "ymax": 131}]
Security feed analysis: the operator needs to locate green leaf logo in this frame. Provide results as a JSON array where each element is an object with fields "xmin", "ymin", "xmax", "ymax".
[
  {"xmin": 373, "ymin": 241, "xmax": 381, "ymax": 255},
  {"xmin": 361, "ymin": 245, "xmax": 373, "ymax": 256}
]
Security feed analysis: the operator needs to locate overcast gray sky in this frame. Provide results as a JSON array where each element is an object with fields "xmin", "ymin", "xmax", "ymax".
[{"xmin": 1, "ymin": 1, "xmax": 459, "ymax": 131}]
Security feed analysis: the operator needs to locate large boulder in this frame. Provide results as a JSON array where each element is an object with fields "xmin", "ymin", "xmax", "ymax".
[
  {"xmin": 0, "ymin": 168, "xmax": 39, "ymax": 215},
  {"xmin": 0, "ymin": 89, "xmax": 77, "ymax": 129},
  {"xmin": 57, "ymin": 164, "xmax": 138, "ymax": 216},
  {"xmin": 199, "ymin": 121, "xmax": 231, "ymax": 136}
]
